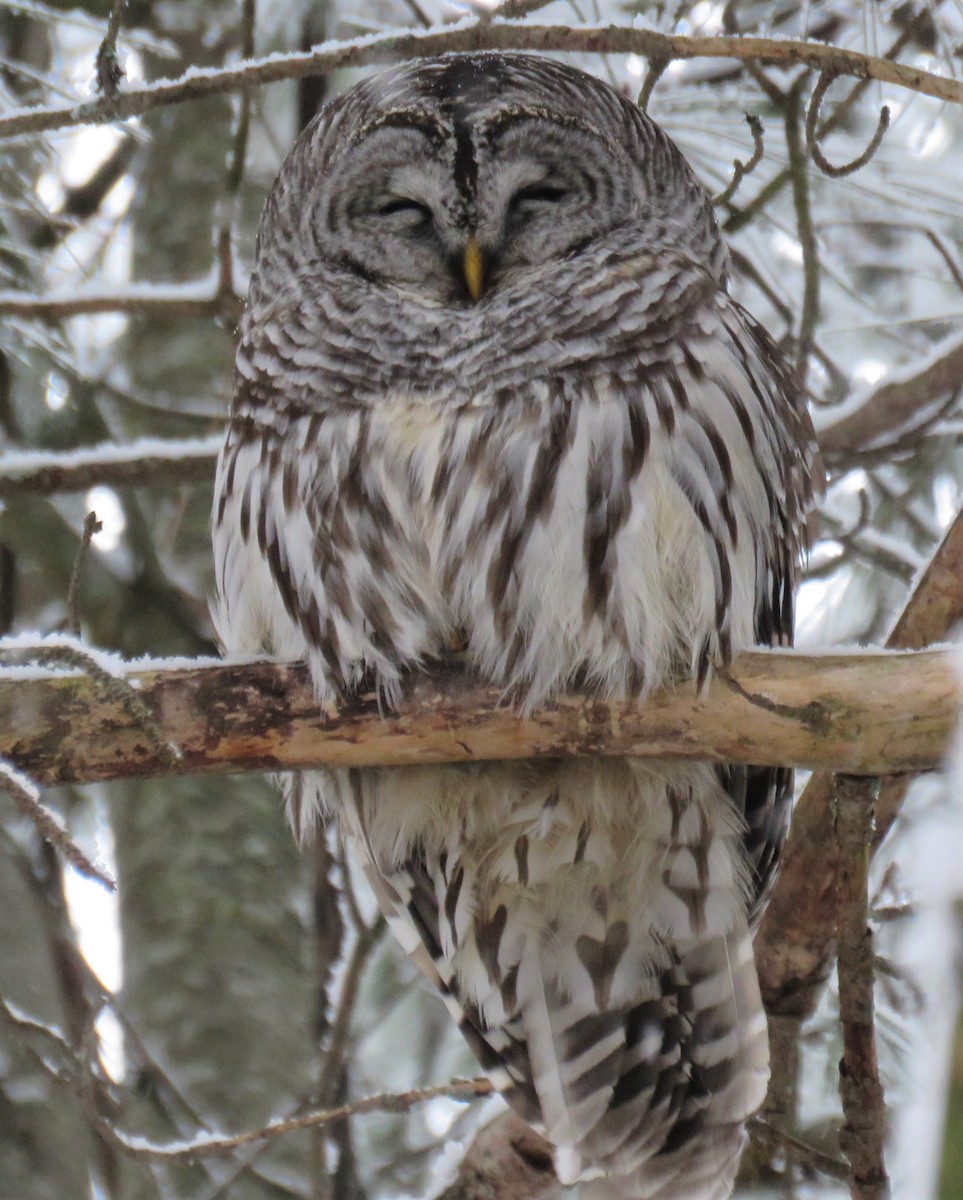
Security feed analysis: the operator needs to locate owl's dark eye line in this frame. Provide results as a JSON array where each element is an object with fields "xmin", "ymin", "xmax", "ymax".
[
  {"xmin": 510, "ymin": 184, "xmax": 568, "ymax": 207},
  {"xmin": 377, "ymin": 197, "xmax": 432, "ymax": 220}
]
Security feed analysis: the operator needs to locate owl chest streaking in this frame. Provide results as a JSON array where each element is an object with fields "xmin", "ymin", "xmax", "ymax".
[{"xmin": 213, "ymin": 53, "xmax": 817, "ymax": 1200}]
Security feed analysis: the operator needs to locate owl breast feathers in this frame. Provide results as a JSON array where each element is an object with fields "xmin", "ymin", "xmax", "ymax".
[{"xmin": 212, "ymin": 53, "xmax": 818, "ymax": 1200}]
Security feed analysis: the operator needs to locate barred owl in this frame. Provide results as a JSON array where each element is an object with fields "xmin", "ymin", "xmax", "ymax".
[{"xmin": 213, "ymin": 54, "xmax": 817, "ymax": 1199}]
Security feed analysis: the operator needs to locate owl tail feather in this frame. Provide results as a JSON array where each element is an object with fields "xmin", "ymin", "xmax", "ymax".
[
  {"xmin": 538, "ymin": 925, "xmax": 769, "ymax": 1200},
  {"xmin": 579, "ymin": 1123, "xmax": 747, "ymax": 1200}
]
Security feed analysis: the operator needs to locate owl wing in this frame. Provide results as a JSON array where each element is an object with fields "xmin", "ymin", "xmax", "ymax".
[{"xmin": 712, "ymin": 307, "xmax": 816, "ymax": 922}]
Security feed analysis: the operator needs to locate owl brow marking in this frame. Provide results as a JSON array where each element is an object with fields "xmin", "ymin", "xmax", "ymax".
[
  {"xmin": 479, "ymin": 105, "xmax": 607, "ymax": 146},
  {"xmin": 351, "ymin": 107, "xmax": 448, "ymax": 149}
]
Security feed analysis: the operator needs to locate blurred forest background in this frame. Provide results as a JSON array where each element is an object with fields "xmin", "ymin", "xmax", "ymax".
[{"xmin": 0, "ymin": 1, "xmax": 961, "ymax": 1198}]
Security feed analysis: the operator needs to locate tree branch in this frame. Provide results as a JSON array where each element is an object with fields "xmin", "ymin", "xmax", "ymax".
[
  {"xmin": 98, "ymin": 1077, "xmax": 494, "ymax": 1161},
  {"xmin": 0, "ymin": 436, "xmax": 222, "ymax": 499},
  {"xmin": 1, "ymin": 21, "xmax": 959, "ymax": 142},
  {"xmin": 834, "ymin": 775, "xmax": 890, "ymax": 1200},
  {"xmin": 0, "ymin": 284, "xmax": 230, "ymax": 321},
  {"xmin": 436, "ymin": 1111, "xmax": 561, "ymax": 1200},
  {"xmin": 0, "ymin": 646, "xmax": 956, "ymax": 788},
  {"xmin": 756, "ymin": 508, "xmax": 963, "ymax": 1018},
  {"xmin": 816, "ymin": 333, "xmax": 963, "ymax": 460}
]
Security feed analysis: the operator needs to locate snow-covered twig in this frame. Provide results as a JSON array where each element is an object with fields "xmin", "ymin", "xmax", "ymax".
[
  {"xmin": 0, "ymin": 20, "xmax": 960, "ymax": 143},
  {"xmin": 817, "ymin": 333, "xmax": 963, "ymax": 459},
  {"xmin": 0, "ymin": 759, "xmax": 114, "ymax": 888},
  {"xmin": 99, "ymin": 1076, "xmax": 494, "ymax": 1160}
]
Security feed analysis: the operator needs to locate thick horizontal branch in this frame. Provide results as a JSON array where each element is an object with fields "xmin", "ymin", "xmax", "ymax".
[
  {"xmin": 0, "ymin": 648, "xmax": 956, "ymax": 787},
  {"xmin": 0, "ymin": 436, "xmax": 222, "ymax": 500},
  {"xmin": 1, "ymin": 19, "xmax": 959, "ymax": 142}
]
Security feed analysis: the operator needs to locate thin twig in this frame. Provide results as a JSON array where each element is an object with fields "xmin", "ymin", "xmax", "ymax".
[
  {"xmin": 1, "ymin": 23, "xmax": 960, "ymax": 142},
  {"xmin": 834, "ymin": 775, "xmax": 890, "ymax": 1200},
  {"xmin": 99, "ymin": 1076, "xmax": 494, "ymax": 1161},
  {"xmin": 785, "ymin": 75, "xmax": 820, "ymax": 387},
  {"xmin": 748, "ymin": 1116, "xmax": 851, "ymax": 1183},
  {"xmin": 317, "ymin": 918, "xmax": 387, "ymax": 1106},
  {"xmin": 637, "ymin": 55, "xmax": 668, "ymax": 112},
  {"xmin": 215, "ymin": 0, "xmax": 256, "ymax": 316},
  {"xmin": 94, "ymin": 0, "xmax": 127, "ymax": 100},
  {"xmin": 806, "ymin": 70, "xmax": 890, "ymax": 177},
  {"xmin": 0, "ymin": 760, "xmax": 115, "ymax": 888},
  {"xmin": 400, "ymin": 0, "xmax": 432, "ymax": 28},
  {"xmin": 725, "ymin": 11, "xmax": 928, "ymax": 234},
  {"xmin": 713, "ymin": 112, "xmax": 765, "ymax": 205},
  {"xmin": 65, "ymin": 512, "xmax": 102, "ymax": 636}
]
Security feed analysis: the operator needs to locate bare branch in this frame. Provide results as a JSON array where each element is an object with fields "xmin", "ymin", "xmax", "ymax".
[
  {"xmin": 637, "ymin": 55, "xmax": 669, "ymax": 112},
  {"xmin": 64, "ymin": 511, "xmax": 102, "ymax": 635},
  {"xmin": 785, "ymin": 78, "xmax": 820, "ymax": 385},
  {"xmin": 756, "ymin": 509, "xmax": 963, "ymax": 1019},
  {"xmin": 834, "ymin": 775, "xmax": 890, "ymax": 1200},
  {"xmin": 806, "ymin": 71, "xmax": 890, "ymax": 178},
  {"xmin": 713, "ymin": 113, "xmax": 765, "ymax": 206},
  {"xmin": 817, "ymin": 333, "xmax": 963, "ymax": 459},
  {"xmin": 99, "ymin": 1077, "xmax": 494, "ymax": 1161},
  {"xmin": 0, "ymin": 760, "xmax": 115, "ymax": 888},
  {"xmin": 0, "ymin": 22, "xmax": 960, "ymax": 143},
  {"xmin": 0, "ymin": 646, "xmax": 955, "ymax": 788}
]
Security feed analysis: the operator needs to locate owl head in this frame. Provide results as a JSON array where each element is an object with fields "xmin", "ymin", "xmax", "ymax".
[{"xmin": 253, "ymin": 54, "xmax": 727, "ymax": 308}]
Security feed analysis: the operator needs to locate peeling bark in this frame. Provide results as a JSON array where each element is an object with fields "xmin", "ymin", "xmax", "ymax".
[{"xmin": 0, "ymin": 648, "xmax": 955, "ymax": 786}]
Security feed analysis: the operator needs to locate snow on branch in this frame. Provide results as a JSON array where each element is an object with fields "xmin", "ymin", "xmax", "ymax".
[
  {"xmin": 0, "ymin": 435, "xmax": 222, "ymax": 499},
  {"xmin": 99, "ymin": 1077, "xmax": 495, "ymax": 1162},
  {"xmin": 1, "ymin": 19, "xmax": 960, "ymax": 142},
  {"xmin": 816, "ymin": 332, "xmax": 963, "ymax": 460},
  {"xmin": 0, "ymin": 281, "xmax": 231, "ymax": 320},
  {"xmin": 0, "ymin": 645, "xmax": 956, "ymax": 788}
]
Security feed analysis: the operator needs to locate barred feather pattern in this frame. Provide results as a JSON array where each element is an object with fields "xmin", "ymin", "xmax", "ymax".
[{"xmin": 212, "ymin": 54, "xmax": 818, "ymax": 1199}]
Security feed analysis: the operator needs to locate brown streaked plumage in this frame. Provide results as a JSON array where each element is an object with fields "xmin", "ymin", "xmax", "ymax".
[{"xmin": 213, "ymin": 53, "xmax": 819, "ymax": 1199}]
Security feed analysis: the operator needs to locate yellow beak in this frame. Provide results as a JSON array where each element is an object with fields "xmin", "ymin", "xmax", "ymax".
[{"xmin": 464, "ymin": 234, "xmax": 484, "ymax": 302}]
